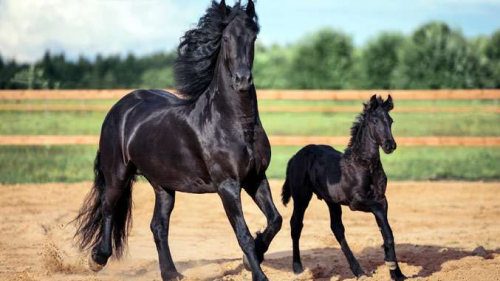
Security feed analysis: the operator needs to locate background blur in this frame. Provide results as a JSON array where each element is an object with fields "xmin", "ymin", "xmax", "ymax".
[{"xmin": 0, "ymin": 0, "xmax": 499, "ymax": 183}]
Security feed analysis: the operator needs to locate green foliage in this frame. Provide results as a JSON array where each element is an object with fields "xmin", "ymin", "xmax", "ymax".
[
  {"xmin": 360, "ymin": 33, "xmax": 405, "ymax": 89},
  {"xmin": 485, "ymin": 30, "xmax": 500, "ymax": 87},
  {"xmin": 253, "ymin": 43, "xmax": 293, "ymax": 89},
  {"xmin": 393, "ymin": 22, "xmax": 486, "ymax": 89},
  {"xmin": 289, "ymin": 29, "xmax": 355, "ymax": 89},
  {"xmin": 10, "ymin": 65, "xmax": 50, "ymax": 89},
  {"xmin": 0, "ymin": 23, "xmax": 499, "ymax": 90}
]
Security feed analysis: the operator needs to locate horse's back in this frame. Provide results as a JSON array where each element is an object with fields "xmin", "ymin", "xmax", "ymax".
[
  {"xmin": 127, "ymin": 89, "xmax": 190, "ymax": 106},
  {"xmin": 287, "ymin": 144, "xmax": 343, "ymax": 201}
]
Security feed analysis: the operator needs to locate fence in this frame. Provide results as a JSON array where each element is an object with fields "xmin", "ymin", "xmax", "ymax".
[{"xmin": 1, "ymin": 89, "xmax": 499, "ymax": 147}]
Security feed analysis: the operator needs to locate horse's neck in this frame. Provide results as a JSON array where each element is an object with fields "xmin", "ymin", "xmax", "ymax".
[
  {"xmin": 192, "ymin": 66, "xmax": 258, "ymax": 141},
  {"xmin": 348, "ymin": 125, "xmax": 379, "ymax": 170}
]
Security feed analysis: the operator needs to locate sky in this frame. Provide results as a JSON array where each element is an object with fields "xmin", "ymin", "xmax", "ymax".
[{"xmin": 0, "ymin": 0, "xmax": 499, "ymax": 63}]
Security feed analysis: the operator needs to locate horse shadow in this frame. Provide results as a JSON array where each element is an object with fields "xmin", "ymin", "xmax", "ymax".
[{"xmin": 174, "ymin": 244, "xmax": 499, "ymax": 280}]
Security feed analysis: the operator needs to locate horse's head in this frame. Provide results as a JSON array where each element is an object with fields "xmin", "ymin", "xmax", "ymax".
[
  {"xmin": 219, "ymin": 0, "xmax": 258, "ymax": 92},
  {"xmin": 365, "ymin": 95, "xmax": 397, "ymax": 154}
]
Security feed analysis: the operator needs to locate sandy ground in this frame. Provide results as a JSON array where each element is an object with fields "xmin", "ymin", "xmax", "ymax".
[{"xmin": 0, "ymin": 180, "xmax": 499, "ymax": 281}]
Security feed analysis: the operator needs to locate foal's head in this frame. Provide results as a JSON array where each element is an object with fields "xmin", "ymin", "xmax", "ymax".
[
  {"xmin": 175, "ymin": 0, "xmax": 260, "ymax": 98},
  {"xmin": 365, "ymin": 95, "xmax": 397, "ymax": 154}
]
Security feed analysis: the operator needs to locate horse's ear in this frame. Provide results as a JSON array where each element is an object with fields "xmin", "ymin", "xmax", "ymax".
[
  {"xmin": 366, "ymin": 95, "xmax": 378, "ymax": 111},
  {"xmin": 383, "ymin": 95, "xmax": 394, "ymax": 111},
  {"xmin": 219, "ymin": 0, "xmax": 228, "ymax": 15},
  {"xmin": 246, "ymin": 0, "xmax": 255, "ymax": 19}
]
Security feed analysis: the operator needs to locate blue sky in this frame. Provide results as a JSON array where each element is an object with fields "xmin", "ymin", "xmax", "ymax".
[{"xmin": 0, "ymin": 0, "xmax": 499, "ymax": 63}]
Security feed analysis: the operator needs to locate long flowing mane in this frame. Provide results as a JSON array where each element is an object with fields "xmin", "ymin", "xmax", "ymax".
[{"xmin": 174, "ymin": 1, "xmax": 260, "ymax": 100}]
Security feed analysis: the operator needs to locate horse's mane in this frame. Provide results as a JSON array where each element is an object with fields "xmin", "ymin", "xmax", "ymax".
[
  {"xmin": 347, "ymin": 96, "xmax": 385, "ymax": 149},
  {"xmin": 174, "ymin": 1, "xmax": 260, "ymax": 100}
]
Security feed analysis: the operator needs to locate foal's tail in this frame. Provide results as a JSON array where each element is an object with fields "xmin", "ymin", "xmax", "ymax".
[
  {"xmin": 73, "ymin": 151, "xmax": 134, "ymax": 258},
  {"xmin": 281, "ymin": 177, "xmax": 291, "ymax": 206},
  {"xmin": 281, "ymin": 158, "xmax": 295, "ymax": 206}
]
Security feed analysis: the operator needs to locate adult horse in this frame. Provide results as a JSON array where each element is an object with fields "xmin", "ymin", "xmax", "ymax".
[{"xmin": 74, "ymin": 1, "xmax": 282, "ymax": 281}]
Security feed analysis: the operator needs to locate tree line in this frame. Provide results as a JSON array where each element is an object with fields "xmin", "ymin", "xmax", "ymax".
[{"xmin": 1, "ymin": 21, "xmax": 499, "ymax": 90}]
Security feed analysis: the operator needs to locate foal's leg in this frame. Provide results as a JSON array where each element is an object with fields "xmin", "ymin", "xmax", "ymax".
[
  {"xmin": 290, "ymin": 191, "xmax": 312, "ymax": 274},
  {"xmin": 372, "ymin": 200, "xmax": 406, "ymax": 281},
  {"xmin": 326, "ymin": 202, "xmax": 365, "ymax": 277},
  {"xmin": 243, "ymin": 177, "xmax": 282, "ymax": 268},
  {"xmin": 150, "ymin": 185, "xmax": 183, "ymax": 281},
  {"xmin": 218, "ymin": 179, "xmax": 268, "ymax": 281}
]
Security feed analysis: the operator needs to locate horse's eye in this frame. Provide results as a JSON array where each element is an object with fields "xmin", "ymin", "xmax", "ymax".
[
  {"xmin": 371, "ymin": 118, "xmax": 378, "ymax": 124},
  {"xmin": 223, "ymin": 36, "xmax": 229, "ymax": 42}
]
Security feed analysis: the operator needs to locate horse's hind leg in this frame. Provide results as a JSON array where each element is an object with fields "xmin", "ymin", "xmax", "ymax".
[
  {"xmin": 243, "ymin": 177, "xmax": 282, "ymax": 268},
  {"xmin": 90, "ymin": 164, "xmax": 135, "ymax": 270},
  {"xmin": 326, "ymin": 202, "xmax": 365, "ymax": 277},
  {"xmin": 290, "ymin": 190, "xmax": 312, "ymax": 274},
  {"xmin": 150, "ymin": 185, "xmax": 183, "ymax": 281}
]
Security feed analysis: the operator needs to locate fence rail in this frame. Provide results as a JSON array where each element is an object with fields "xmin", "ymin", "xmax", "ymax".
[
  {"xmin": 1, "ymin": 135, "xmax": 499, "ymax": 147},
  {"xmin": 0, "ymin": 104, "xmax": 498, "ymax": 113},
  {"xmin": 1, "ymin": 89, "xmax": 500, "ymax": 101}
]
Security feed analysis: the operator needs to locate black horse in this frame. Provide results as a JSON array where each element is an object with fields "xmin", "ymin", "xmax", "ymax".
[
  {"xmin": 281, "ymin": 95, "xmax": 407, "ymax": 281},
  {"xmin": 74, "ymin": 1, "xmax": 282, "ymax": 281}
]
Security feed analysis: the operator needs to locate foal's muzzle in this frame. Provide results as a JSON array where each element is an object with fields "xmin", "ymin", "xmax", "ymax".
[
  {"xmin": 234, "ymin": 70, "xmax": 253, "ymax": 92},
  {"xmin": 382, "ymin": 140, "xmax": 397, "ymax": 154}
]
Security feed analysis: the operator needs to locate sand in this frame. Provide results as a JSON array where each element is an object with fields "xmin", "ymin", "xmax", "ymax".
[{"xmin": 0, "ymin": 180, "xmax": 499, "ymax": 281}]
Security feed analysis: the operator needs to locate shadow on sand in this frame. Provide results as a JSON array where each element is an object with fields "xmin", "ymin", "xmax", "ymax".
[{"xmin": 174, "ymin": 244, "xmax": 498, "ymax": 280}]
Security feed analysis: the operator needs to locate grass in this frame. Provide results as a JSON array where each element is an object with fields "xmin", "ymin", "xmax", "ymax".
[
  {"xmin": 1, "ymin": 110, "xmax": 499, "ymax": 137},
  {"xmin": 0, "ymin": 146, "xmax": 498, "ymax": 184},
  {"xmin": 0, "ymin": 99, "xmax": 498, "ymax": 183}
]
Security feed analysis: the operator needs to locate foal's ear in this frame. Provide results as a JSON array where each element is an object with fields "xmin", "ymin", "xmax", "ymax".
[
  {"xmin": 383, "ymin": 95, "xmax": 394, "ymax": 112},
  {"xmin": 246, "ymin": 0, "xmax": 256, "ymax": 19},
  {"xmin": 219, "ymin": 0, "xmax": 228, "ymax": 15},
  {"xmin": 366, "ymin": 94, "xmax": 378, "ymax": 111}
]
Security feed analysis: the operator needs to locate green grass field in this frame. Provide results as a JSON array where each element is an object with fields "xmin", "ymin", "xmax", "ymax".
[
  {"xmin": 0, "ymin": 146, "xmax": 498, "ymax": 184},
  {"xmin": 0, "ymin": 99, "xmax": 498, "ymax": 183},
  {"xmin": 1, "ymin": 111, "xmax": 499, "ymax": 136}
]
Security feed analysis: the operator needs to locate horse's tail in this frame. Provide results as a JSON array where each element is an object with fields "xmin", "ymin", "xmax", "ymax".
[{"xmin": 73, "ymin": 151, "xmax": 134, "ymax": 258}]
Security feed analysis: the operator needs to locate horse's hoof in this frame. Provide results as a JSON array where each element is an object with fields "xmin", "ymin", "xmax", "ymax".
[
  {"xmin": 390, "ymin": 267, "xmax": 407, "ymax": 281},
  {"xmin": 88, "ymin": 255, "xmax": 104, "ymax": 272},
  {"xmin": 292, "ymin": 262, "xmax": 304, "ymax": 274},
  {"xmin": 243, "ymin": 254, "xmax": 251, "ymax": 271}
]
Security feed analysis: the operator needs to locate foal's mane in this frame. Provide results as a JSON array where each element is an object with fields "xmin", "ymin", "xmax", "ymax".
[
  {"xmin": 347, "ymin": 96, "xmax": 386, "ymax": 149},
  {"xmin": 174, "ymin": 1, "xmax": 260, "ymax": 100}
]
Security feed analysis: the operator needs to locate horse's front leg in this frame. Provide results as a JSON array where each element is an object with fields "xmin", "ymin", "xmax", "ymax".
[
  {"xmin": 371, "ymin": 199, "xmax": 406, "ymax": 281},
  {"xmin": 243, "ymin": 177, "xmax": 283, "ymax": 268},
  {"xmin": 218, "ymin": 179, "xmax": 268, "ymax": 281}
]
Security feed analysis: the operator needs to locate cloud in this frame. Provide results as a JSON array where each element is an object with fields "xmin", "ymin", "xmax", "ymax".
[{"xmin": 0, "ymin": 0, "xmax": 205, "ymax": 62}]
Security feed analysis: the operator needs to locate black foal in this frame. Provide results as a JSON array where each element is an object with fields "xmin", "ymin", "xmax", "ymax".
[{"xmin": 282, "ymin": 95, "xmax": 406, "ymax": 281}]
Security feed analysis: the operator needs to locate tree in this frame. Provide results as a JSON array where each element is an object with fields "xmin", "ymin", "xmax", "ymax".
[
  {"xmin": 289, "ymin": 29, "xmax": 355, "ymax": 89},
  {"xmin": 485, "ymin": 30, "xmax": 500, "ymax": 87},
  {"xmin": 360, "ymin": 33, "xmax": 405, "ymax": 89},
  {"xmin": 393, "ymin": 22, "xmax": 484, "ymax": 89},
  {"xmin": 253, "ymin": 43, "xmax": 294, "ymax": 89}
]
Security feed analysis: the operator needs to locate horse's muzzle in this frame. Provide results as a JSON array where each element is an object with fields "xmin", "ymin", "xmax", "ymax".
[
  {"xmin": 382, "ymin": 140, "xmax": 397, "ymax": 154},
  {"xmin": 234, "ymin": 70, "xmax": 253, "ymax": 92}
]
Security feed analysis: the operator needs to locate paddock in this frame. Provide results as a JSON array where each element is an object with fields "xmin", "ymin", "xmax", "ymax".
[{"xmin": 1, "ymin": 180, "xmax": 498, "ymax": 281}]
